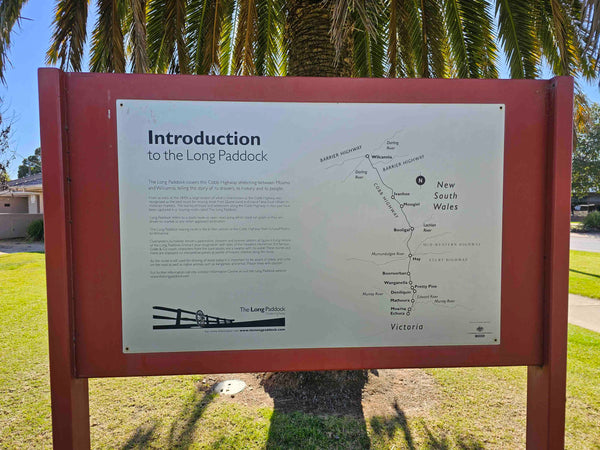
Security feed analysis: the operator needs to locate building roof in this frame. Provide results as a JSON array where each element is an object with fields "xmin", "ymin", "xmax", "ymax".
[
  {"xmin": 6, "ymin": 173, "xmax": 42, "ymax": 188},
  {"xmin": 1, "ymin": 173, "xmax": 43, "ymax": 197}
]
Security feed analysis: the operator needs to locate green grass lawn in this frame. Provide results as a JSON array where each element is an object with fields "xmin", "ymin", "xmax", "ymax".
[
  {"xmin": 570, "ymin": 250, "xmax": 600, "ymax": 299},
  {"xmin": 1, "ymin": 252, "xmax": 599, "ymax": 449},
  {"xmin": 571, "ymin": 221, "xmax": 584, "ymax": 231}
]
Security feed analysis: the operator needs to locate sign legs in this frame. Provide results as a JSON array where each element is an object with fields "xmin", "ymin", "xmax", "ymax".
[
  {"xmin": 49, "ymin": 374, "xmax": 90, "ymax": 449},
  {"xmin": 526, "ymin": 362, "xmax": 567, "ymax": 449},
  {"xmin": 39, "ymin": 68, "xmax": 92, "ymax": 449},
  {"xmin": 525, "ymin": 76, "xmax": 572, "ymax": 450}
]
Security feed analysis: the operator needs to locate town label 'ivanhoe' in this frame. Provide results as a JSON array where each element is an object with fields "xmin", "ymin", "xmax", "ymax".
[
  {"xmin": 117, "ymin": 99, "xmax": 504, "ymax": 354},
  {"xmin": 146, "ymin": 129, "xmax": 267, "ymax": 163}
]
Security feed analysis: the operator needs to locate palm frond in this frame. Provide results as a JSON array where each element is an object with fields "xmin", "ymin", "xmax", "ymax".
[
  {"xmin": 186, "ymin": 0, "xmax": 205, "ymax": 73},
  {"xmin": 352, "ymin": 0, "xmax": 386, "ymax": 77},
  {"xmin": 370, "ymin": 3, "xmax": 387, "ymax": 77},
  {"xmin": 147, "ymin": 0, "xmax": 188, "ymax": 73},
  {"xmin": 187, "ymin": 0, "xmax": 213, "ymax": 74},
  {"xmin": 218, "ymin": 0, "xmax": 236, "ymax": 74},
  {"xmin": 549, "ymin": 0, "xmax": 577, "ymax": 75},
  {"xmin": 479, "ymin": 0, "xmax": 498, "ymax": 78},
  {"xmin": 255, "ymin": 0, "xmax": 286, "ymax": 76},
  {"xmin": 331, "ymin": 0, "xmax": 378, "ymax": 65},
  {"xmin": 331, "ymin": 0, "xmax": 356, "ymax": 62},
  {"xmin": 581, "ymin": 0, "xmax": 600, "ymax": 57},
  {"xmin": 532, "ymin": 0, "xmax": 591, "ymax": 79},
  {"xmin": 277, "ymin": 8, "xmax": 288, "ymax": 76},
  {"xmin": 406, "ymin": 0, "xmax": 426, "ymax": 76},
  {"xmin": 353, "ymin": 9, "xmax": 370, "ymax": 76},
  {"xmin": 127, "ymin": 0, "xmax": 149, "ymax": 72},
  {"xmin": 0, "ymin": 0, "xmax": 29, "ymax": 83},
  {"xmin": 416, "ymin": 0, "xmax": 447, "ymax": 77},
  {"xmin": 90, "ymin": 0, "xmax": 127, "ymax": 72},
  {"xmin": 564, "ymin": 0, "xmax": 596, "ymax": 79},
  {"xmin": 533, "ymin": 1, "xmax": 561, "ymax": 73},
  {"xmin": 460, "ymin": 0, "xmax": 498, "ymax": 78},
  {"xmin": 396, "ymin": 0, "xmax": 418, "ymax": 77},
  {"xmin": 387, "ymin": 0, "xmax": 398, "ymax": 76},
  {"xmin": 147, "ymin": 0, "xmax": 169, "ymax": 72},
  {"xmin": 495, "ymin": 0, "xmax": 539, "ymax": 78},
  {"xmin": 574, "ymin": 35, "xmax": 596, "ymax": 80},
  {"xmin": 175, "ymin": 0, "xmax": 188, "ymax": 72},
  {"xmin": 233, "ymin": 0, "xmax": 257, "ymax": 75},
  {"xmin": 47, "ymin": 0, "xmax": 88, "ymax": 72},
  {"xmin": 443, "ymin": 0, "xmax": 468, "ymax": 77},
  {"xmin": 574, "ymin": 86, "xmax": 592, "ymax": 134}
]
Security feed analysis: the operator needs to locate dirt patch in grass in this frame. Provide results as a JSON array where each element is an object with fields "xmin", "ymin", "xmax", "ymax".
[
  {"xmin": 360, "ymin": 369, "xmax": 439, "ymax": 418},
  {"xmin": 194, "ymin": 369, "xmax": 439, "ymax": 419}
]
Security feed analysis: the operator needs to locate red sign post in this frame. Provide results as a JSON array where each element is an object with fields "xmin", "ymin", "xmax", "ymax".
[{"xmin": 39, "ymin": 68, "xmax": 572, "ymax": 449}]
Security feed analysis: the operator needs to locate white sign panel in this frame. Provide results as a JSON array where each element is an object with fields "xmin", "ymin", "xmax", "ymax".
[{"xmin": 117, "ymin": 100, "xmax": 504, "ymax": 353}]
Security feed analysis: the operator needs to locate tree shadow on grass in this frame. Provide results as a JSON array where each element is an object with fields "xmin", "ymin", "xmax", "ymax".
[
  {"xmin": 166, "ymin": 390, "xmax": 215, "ymax": 449},
  {"xmin": 262, "ymin": 370, "xmax": 371, "ymax": 449},
  {"xmin": 370, "ymin": 402, "xmax": 415, "ymax": 449},
  {"xmin": 121, "ymin": 420, "xmax": 159, "ymax": 449},
  {"xmin": 369, "ymin": 401, "xmax": 485, "ymax": 449},
  {"xmin": 570, "ymin": 268, "xmax": 600, "ymax": 279}
]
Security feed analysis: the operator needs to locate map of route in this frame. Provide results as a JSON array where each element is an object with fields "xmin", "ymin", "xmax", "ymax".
[{"xmin": 317, "ymin": 130, "xmax": 502, "ymax": 343}]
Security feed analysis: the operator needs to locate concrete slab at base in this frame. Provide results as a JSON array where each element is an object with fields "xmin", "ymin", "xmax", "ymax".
[
  {"xmin": 213, "ymin": 380, "xmax": 246, "ymax": 395},
  {"xmin": 568, "ymin": 294, "xmax": 600, "ymax": 334}
]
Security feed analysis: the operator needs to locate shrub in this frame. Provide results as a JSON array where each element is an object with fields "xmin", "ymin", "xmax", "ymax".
[
  {"xmin": 26, "ymin": 219, "xmax": 44, "ymax": 241},
  {"xmin": 583, "ymin": 211, "xmax": 600, "ymax": 231}
]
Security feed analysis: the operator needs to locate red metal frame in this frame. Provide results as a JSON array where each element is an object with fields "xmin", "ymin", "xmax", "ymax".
[
  {"xmin": 526, "ymin": 76, "xmax": 573, "ymax": 449},
  {"xmin": 39, "ymin": 69, "xmax": 90, "ymax": 449},
  {"xmin": 39, "ymin": 68, "xmax": 572, "ymax": 449}
]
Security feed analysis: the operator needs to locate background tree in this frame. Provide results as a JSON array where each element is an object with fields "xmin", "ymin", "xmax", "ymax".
[
  {"xmin": 17, "ymin": 147, "xmax": 41, "ymax": 178},
  {"xmin": 0, "ymin": 104, "xmax": 14, "ymax": 186},
  {"xmin": 573, "ymin": 103, "xmax": 600, "ymax": 199}
]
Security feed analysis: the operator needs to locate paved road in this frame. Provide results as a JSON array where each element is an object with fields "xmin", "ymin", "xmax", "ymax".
[
  {"xmin": 0, "ymin": 239, "xmax": 44, "ymax": 255},
  {"xmin": 568, "ymin": 232, "xmax": 600, "ymax": 333},
  {"xmin": 570, "ymin": 232, "xmax": 600, "ymax": 253},
  {"xmin": 569, "ymin": 294, "xmax": 600, "ymax": 334}
]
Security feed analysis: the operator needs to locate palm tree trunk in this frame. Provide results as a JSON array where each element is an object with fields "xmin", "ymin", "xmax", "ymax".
[
  {"xmin": 283, "ymin": 0, "xmax": 365, "ymax": 392},
  {"xmin": 286, "ymin": 0, "xmax": 351, "ymax": 77}
]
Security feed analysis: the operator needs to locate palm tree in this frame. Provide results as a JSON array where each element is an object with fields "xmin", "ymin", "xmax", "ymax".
[
  {"xmin": 0, "ymin": 0, "xmax": 29, "ymax": 83},
  {"xmin": 1, "ymin": 0, "xmax": 599, "ymax": 83}
]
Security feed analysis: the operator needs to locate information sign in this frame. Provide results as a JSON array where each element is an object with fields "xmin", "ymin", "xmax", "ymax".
[
  {"xmin": 117, "ymin": 101, "xmax": 504, "ymax": 352},
  {"xmin": 39, "ymin": 70, "xmax": 573, "ymax": 449}
]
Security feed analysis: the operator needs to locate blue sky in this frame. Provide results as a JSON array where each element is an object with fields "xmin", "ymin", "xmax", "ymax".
[{"xmin": 2, "ymin": 3, "xmax": 600, "ymax": 179}]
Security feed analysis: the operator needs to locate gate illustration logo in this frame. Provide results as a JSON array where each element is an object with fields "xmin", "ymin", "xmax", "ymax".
[{"xmin": 152, "ymin": 306, "xmax": 285, "ymax": 330}]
